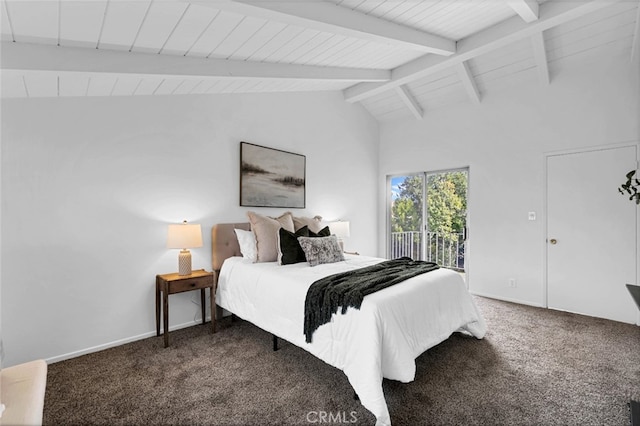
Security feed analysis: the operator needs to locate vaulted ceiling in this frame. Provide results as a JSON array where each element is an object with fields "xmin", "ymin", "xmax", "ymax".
[{"xmin": 1, "ymin": 0, "xmax": 639, "ymax": 122}]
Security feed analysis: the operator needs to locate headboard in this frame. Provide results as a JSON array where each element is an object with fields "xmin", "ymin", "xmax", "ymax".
[{"xmin": 211, "ymin": 222, "xmax": 251, "ymax": 272}]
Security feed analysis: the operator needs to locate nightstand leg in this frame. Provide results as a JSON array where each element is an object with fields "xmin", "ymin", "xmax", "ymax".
[
  {"xmin": 163, "ymin": 283, "xmax": 169, "ymax": 348},
  {"xmin": 200, "ymin": 289, "xmax": 206, "ymax": 325},
  {"xmin": 155, "ymin": 278, "xmax": 160, "ymax": 337}
]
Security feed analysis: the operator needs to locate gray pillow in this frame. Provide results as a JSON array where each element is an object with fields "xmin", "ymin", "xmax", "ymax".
[{"xmin": 297, "ymin": 235, "xmax": 345, "ymax": 267}]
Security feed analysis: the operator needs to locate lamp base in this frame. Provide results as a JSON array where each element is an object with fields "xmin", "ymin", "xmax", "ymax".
[{"xmin": 178, "ymin": 249, "xmax": 192, "ymax": 276}]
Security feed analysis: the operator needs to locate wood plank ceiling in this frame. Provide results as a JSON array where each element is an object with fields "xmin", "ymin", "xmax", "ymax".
[{"xmin": 1, "ymin": 0, "xmax": 639, "ymax": 122}]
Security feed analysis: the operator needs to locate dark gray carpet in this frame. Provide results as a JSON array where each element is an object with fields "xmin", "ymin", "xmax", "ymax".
[{"xmin": 43, "ymin": 296, "xmax": 640, "ymax": 425}]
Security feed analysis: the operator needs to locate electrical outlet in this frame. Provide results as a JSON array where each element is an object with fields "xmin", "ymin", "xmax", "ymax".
[{"xmin": 508, "ymin": 279, "xmax": 517, "ymax": 288}]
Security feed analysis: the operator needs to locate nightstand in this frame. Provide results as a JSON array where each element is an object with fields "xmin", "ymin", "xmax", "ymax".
[{"xmin": 155, "ymin": 269, "xmax": 215, "ymax": 348}]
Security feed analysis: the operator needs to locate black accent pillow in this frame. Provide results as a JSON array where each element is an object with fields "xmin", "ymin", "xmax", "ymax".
[
  {"xmin": 279, "ymin": 226, "xmax": 310, "ymax": 265},
  {"xmin": 309, "ymin": 226, "xmax": 331, "ymax": 237}
]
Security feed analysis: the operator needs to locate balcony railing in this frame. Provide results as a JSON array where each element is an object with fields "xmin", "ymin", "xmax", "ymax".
[{"xmin": 390, "ymin": 231, "xmax": 465, "ymax": 271}]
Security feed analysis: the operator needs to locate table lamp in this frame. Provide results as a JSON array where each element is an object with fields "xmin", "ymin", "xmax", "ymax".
[
  {"xmin": 167, "ymin": 220, "xmax": 203, "ymax": 275},
  {"xmin": 329, "ymin": 221, "xmax": 350, "ymax": 251}
]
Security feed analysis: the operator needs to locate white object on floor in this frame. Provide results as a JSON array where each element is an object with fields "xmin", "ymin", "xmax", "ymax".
[{"xmin": 0, "ymin": 359, "xmax": 47, "ymax": 426}]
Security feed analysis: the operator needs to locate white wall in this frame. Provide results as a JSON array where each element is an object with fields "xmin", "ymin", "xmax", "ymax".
[
  {"xmin": 379, "ymin": 55, "xmax": 639, "ymax": 307},
  {"xmin": 1, "ymin": 91, "xmax": 379, "ymax": 366},
  {"xmin": 0, "ymin": 91, "xmax": 3, "ymax": 372}
]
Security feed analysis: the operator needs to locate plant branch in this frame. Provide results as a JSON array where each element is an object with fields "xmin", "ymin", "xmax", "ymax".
[{"xmin": 619, "ymin": 170, "xmax": 640, "ymax": 205}]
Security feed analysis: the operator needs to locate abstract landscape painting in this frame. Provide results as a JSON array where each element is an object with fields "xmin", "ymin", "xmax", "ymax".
[{"xmin": 240, "ymin": 142, "xmax": 306, "ymax": 208}]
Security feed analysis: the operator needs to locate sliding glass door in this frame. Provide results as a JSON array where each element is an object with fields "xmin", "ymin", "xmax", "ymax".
[
  {"xmin": 387, "ymin": 169, "xmax": 468, "ymax": 272},
  {"xmin": 388, "ymin": 173, "xmax": 425, "ymax": 260}
]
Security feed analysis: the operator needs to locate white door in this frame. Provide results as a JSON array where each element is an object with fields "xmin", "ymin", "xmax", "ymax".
[{"xmin": 547, "ymin": 146, "xmax": 637, "ymax": 324}]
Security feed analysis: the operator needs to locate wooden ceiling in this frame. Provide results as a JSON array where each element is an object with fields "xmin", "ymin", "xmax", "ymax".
[{"xmin": 1, "ymin": 0, "xmax": 639, "ymax": 121}]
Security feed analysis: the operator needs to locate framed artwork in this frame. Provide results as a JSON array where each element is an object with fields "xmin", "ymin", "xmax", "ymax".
[{"xmin": 240, "ymin": 142, "xmax": 306, "ymax": 208}]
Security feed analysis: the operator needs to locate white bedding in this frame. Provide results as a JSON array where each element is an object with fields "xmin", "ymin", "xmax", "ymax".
[{"xmin": 216, "ymin": 254, "xmax": 486, "ymax": 425}]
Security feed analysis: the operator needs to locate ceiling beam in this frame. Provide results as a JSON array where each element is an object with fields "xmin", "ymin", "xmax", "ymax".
[
  {"xmin": 395, "ymin": 85, "xmax": 423, "ymax": 120},
  {"xmin": 507, "ymin": 0, "xmax": 539, "ymax": 23},
  {"xmin": 0, "ymin": 41, "xmax": 390, "ymax": 82},
  {"xmin": 344, "ymin": 0, "xmax": 622, "ymax": 103},
  {"xmin": 189, "ymin": 0, "xmax": 456, "ymax": 55},
  {"xmin": 531, "ymin": 32, "xmax": 549, "ymax": 86},
  {"xmin": 456, "ymin": 61, "xmax": 480, "ymax": 104}
]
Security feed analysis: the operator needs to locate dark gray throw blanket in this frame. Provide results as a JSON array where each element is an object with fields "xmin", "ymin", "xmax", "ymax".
[{"xmin": 304, "ymin": 257, "xmax": 439, "ymax": 343}]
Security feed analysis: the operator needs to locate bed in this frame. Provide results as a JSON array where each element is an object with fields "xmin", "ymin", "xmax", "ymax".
[{"xmin": 211, "ymin": 220, "xmax": 486, "ymax": 426}]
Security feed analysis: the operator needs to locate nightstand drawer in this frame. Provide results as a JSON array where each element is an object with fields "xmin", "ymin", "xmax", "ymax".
[{"xmin": 169, "ymin": 277, "xmax": 211, "ymax": 294}]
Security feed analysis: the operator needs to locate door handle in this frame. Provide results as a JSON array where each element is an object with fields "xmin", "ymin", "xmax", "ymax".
[{"xmin": 549, "ymin": 238, "xmax": 557, "ymax": 245}]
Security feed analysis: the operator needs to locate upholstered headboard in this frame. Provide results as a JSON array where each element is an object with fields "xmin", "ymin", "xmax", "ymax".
[{"xmin": 211, "ymin": 222, "xmax": 251, "ymax": 272}]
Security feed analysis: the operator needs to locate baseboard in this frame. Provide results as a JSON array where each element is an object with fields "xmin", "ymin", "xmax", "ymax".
[
  {"xmin": 469, "ymin": 291, "xmax": 545, "ymax": 308},
  {"xmin": 44, "ymin": 316, "xmax": 212, "ymax": 365}
]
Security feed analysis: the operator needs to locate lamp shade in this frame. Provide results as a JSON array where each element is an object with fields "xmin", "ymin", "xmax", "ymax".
[
  {"xmin": 166, "ymin": 222, "xmax": 203, "ymax": 249},
  {"xmin": 329, "ymin": 221, "xmax": 350, "ymax": 238}
]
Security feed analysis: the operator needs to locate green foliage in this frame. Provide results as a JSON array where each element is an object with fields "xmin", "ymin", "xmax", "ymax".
[
  {"xmin": 391, "ymin": 172, "xmax": 467, "ymax": 236},
  {"xmin": 427, "ymin": 172, "xmax": 467, "ymax": 236},
  {"xmin": 619, "ymin": 169, "xmax": 640, "ymax": 205},
  {"xmin": 391, "ymin": 175, "xmax": 423, "ymax": 233}
]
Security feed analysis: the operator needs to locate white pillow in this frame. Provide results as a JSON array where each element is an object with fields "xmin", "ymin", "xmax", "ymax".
[{"xmin": 234, "ymin": 228, "xmax": 257, "ymax": 262}]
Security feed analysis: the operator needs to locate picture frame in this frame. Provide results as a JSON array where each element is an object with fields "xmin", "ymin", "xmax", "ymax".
[{"xmin": 240, "ymin": 142, "xmax": 306, "ymax": 208}]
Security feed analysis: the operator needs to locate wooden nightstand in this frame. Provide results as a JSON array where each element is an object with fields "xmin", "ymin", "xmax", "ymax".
[{"xmin": 155, "ymin": 269, "xmax": 215, "ymax": 348}]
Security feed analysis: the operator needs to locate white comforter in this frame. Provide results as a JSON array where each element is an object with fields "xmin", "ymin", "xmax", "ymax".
[{"xmin": 217, "ymin": 254, "xmax": 486, "ymax": 425}]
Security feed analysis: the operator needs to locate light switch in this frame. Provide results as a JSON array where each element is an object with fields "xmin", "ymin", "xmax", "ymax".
[{"xmin": 528, "ymin": 212, "xmax": 536, "ymax": 221}]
